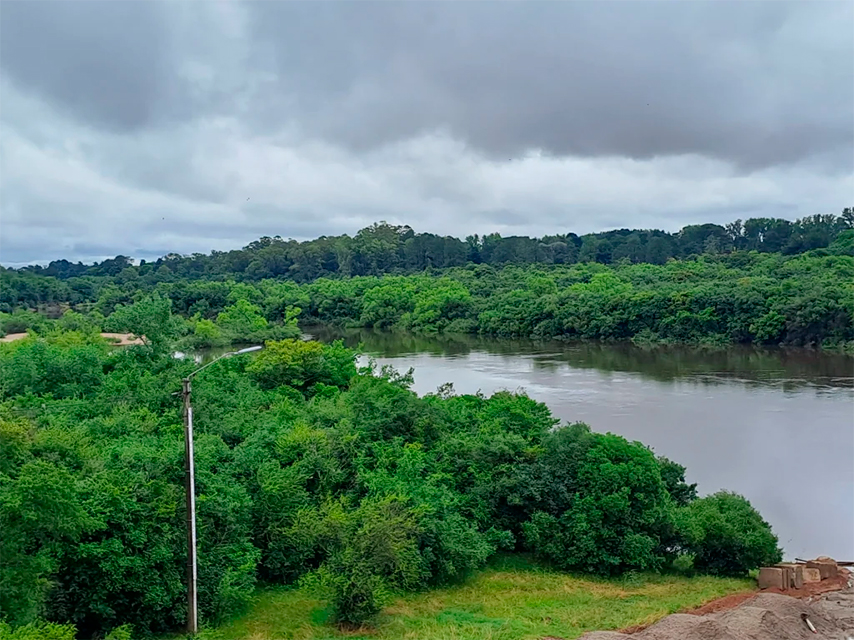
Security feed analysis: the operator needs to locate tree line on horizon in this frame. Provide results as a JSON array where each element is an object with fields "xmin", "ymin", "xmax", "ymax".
[{"xmin": 8, "ymin": 209, "xmax": 854, "ymax": 286}]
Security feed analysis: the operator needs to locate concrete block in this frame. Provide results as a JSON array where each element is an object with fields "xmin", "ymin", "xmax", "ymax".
[
  {"xmin": 807, "ymin": 558, "xmax": 838, "ymax": 580},
  {"xmin": 758, "ymin": 567, "xmax": 785, "ymax": 590},
  {"xmin": 780, "ymin": 565, "xmax": 793, "ymax": 590},
  {"xmin": 802, "ymin": 567, "xmax": 821, "ymax": 583},
  {"xmin": 776, "ymin": 563, "xmax": 804, "ymax": 589}
]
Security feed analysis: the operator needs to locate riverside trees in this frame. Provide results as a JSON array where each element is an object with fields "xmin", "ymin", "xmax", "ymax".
[{"xmin": 1, "ymin": 326, "xmax": 781, "ymax": 635}]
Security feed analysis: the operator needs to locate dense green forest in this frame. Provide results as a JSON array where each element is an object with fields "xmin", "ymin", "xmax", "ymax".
[
  {"xmin": 2, "ymin": 211, "xmax": 853, "ymax": 350},
  {"xmin": 0, "ymin": 313, "xmax": 782, "ymax": 638},
  {"xmin": 3, "ymin": 249, "xmax": 854, "ymax": 350}
]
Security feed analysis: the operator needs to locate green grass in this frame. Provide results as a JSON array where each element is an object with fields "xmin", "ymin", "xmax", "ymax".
[{"xmin": 194, "ymin": 556, "xmax": 755, "ymax": 640}]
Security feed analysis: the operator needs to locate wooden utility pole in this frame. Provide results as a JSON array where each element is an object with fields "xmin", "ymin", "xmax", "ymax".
[
  {"xmin": 182, "ymin": 377, "xmax": 198, "ymax": 636},
  {"xmin": 178, "ymin": 346, "xmax": 262, "ymax": 635}
]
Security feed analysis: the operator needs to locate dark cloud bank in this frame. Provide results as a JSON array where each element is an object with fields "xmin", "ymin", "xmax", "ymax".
[{"xmin": 1, "ymin": 1, "xmax": 851, "ymax": 264}]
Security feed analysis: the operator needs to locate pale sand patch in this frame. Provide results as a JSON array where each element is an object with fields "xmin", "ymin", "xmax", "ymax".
[{"xmin": 0, "ymin": 332, "xmax": 145, "ymax": 345}]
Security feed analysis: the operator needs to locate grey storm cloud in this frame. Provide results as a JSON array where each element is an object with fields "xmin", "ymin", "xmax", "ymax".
[
  {"xmin": 2, "ymin": 1, "xmax": 852, "ymax": 169},
  {"xmin": 0, "ymin": 1, "xmax": 852, "ymax": 265},
  {"xmin": 248, "ymin": 1, "xmax": 854, "ymax": 170},
  {"xmin": 0, "ymin": 1, "xmax": 174, "ymax": 130}
]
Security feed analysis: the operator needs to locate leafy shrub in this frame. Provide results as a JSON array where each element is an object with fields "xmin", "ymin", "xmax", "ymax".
[
  {"xmin": 249, "ymin": 459, "xmax": 315, "ymax": 583},
  {"xmin": 0, "ymin": 621, "xmax": 132, "ymax": 640},
  {"xmin": 418, "ymin": 512, "xmax": 493, "ymax": 585},
  {"xmin": 676, "ymin": 491, "xmax": 782, "ymax": 576},
  {"xmin": 247, "ymin": 339, "xmax": 356, "ymax": 392},
  {"xmin": 186, "ymin": 316, "xmax": 226, "ymax": 348},
  {"xmin": 53, "ymin": 311, "xmax": 101, "ymax": 335},
  {"xmin": 523, "ymin": 431, "xmax": 672, "ymax": 574},
  {"xmin": 360, "ymin": 280, "xmax": 416, "ymax": 328},
  {"xmin": 0, "ymin": 337, "xmax": 106, "ymax": 399},
  {"xmin": 0, "ymin": 311, "xmax": 49, "ymax": 336},
  {"xmin": 401, "ymin": 279, "xmax": 472, "ymax": 333},
  {"xmin": 104, "ymin": 295, "xmax": 180, "ymax": 352},
  {"xmin": 305, "ymin": 495, "xmax": 424, "ymax": 626},
  {"xmin": 216, "ymin": 299, "xmax": 268, "ymax": 339},
  {"xmin": 750, "ymin": 310, "xmax": 786, "ymax": 343},
  {"xmin": 105, "ymin": 625, "xmax": 134, "ymax": 640},
  {"xmin": 357, "ymin": 441, "xmax": 496, "ymax": 585},
  {"xmin": 309, "ymin": 563, "xmax": 389, "ymax": 628},
  {"xmin": 0, "ymin": 621, "xmax": 77, "ymax": 640},
  {"xmin": 657, "ymin": 456, "xmax": 697, "ymax": 507}
]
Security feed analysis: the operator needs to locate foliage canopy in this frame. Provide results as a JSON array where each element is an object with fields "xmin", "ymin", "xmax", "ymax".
[{"xmin": 0, "ymin": 320, "xmax": 781, "ymax": 635}]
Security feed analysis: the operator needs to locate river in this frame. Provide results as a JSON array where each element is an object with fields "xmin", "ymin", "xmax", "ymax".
[
  {"xmin": 195, "ymin": 329, "xmax": 853, "ymax": 560},
  {"xmin": 296, "ymin": 326, "xmax": 854, "ymax": 562}
]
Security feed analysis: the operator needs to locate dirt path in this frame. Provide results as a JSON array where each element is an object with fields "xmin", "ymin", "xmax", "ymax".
[{"xmin": 685, "ymin": 572, "xmax": 852, "ymax": 617}]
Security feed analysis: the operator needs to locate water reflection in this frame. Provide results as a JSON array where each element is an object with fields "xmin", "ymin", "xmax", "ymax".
[{"xmin": 304, "ymin": 325, "xmax": 854, "ymax": 392}]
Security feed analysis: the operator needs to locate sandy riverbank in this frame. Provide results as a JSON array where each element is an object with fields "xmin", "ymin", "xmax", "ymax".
[{"xmin": 0, "ymin": 332, "xmax": 145, "ymax": 345}]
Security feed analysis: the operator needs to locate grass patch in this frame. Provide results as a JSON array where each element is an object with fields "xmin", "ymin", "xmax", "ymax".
[{"xmin": 194, "ymin": 556, "xmax": 754, "ymax": 640}]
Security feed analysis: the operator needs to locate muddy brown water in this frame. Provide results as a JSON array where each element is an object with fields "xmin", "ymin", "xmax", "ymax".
[{"xmin": 202, "ymin": 327, "xmax": 854, "ymax": 561}]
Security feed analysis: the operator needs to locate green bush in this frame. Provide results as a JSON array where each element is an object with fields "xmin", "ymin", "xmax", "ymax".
[
  {"xmin": 247, "ymin": 338, "xmax": 356, "ymax": 392},
  {"xmin": 523, "ymin": 431, "xmax": 672, "ymax": 574},
  {"xmin": 750, "ymin": 310, "xmax": 786, "ymax": 344},
  {"xmin": 676, "ymin": 491, "xmax": 782, "ymax": 576},
  {"xmin": 0, "ymin": 621, "xmax": 77, "ymax": 640},
  {"xmin": 0, "ymin": 311, "xmax": 50, "ymax": 336},
  {"xmin": 657, "ymin": 456, "xmax": 697, "ymax": 507},
  {"xmin": 0, "ymin": 620, "xmax": 131, "ymax": 640},
  {"xmin": 105, "ymin": 625, "xmax": 134, "ymax": 640},
  {"xmin": 0, "ymin": 452, "xmax": 88, "ymax": 627},
  {"xmin": 216, "ymin": 299, "xmax": 268, "ymax": 338},
  {"xmin": 310, "ymin": 563, "xmax": 389, "ymax": 628},
  {"xmin": 184, "ymin": 316, "xmax": 227, "ymax": 348},
  {"xmin": 103, "ymin": 295, "xmax": 180, "ymax": 352},
  {"xmin": 0, "ymin": 336, "xmax": 106, "ymax": 399},
  {"xmin": 304, "ymin": 495, "xmax": 425, "ymax": 626}
]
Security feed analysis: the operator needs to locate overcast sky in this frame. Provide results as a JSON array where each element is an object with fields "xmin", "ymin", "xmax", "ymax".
[{"xmin": 1, "ymin": 1, "xmax": 852, "ymax": 265}]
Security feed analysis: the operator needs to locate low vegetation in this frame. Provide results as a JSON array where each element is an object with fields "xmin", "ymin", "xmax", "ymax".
[
  {"xmin": 200, "ymin": 556, "xmax": 754, "ymax": 640},
  {"xmin": 0, "ymin": 302, "xmax": 781, "ymax": 638}
]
